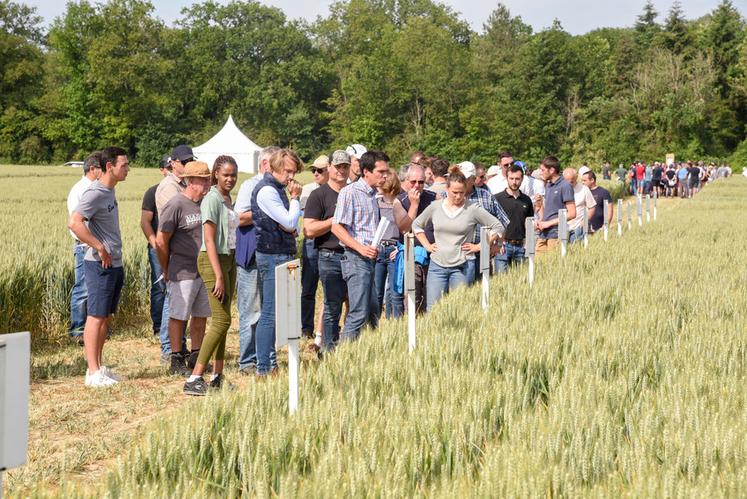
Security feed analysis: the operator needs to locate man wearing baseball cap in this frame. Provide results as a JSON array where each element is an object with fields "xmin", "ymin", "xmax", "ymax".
[
  {"xmin": 345, "ymin": 144, "xmax": 367, "ymax": 182},
  {"xmin": 154, "ymin": 144, "xmax": 194, "ymax": 362},
  {"xmin": 156, "ymin": 161, "xmax": 212, "ymax": 376}
]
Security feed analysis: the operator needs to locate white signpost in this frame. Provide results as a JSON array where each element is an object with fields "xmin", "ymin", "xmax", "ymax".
[
  {"xmin": 582, "ymin": 206, "xmax": 589, "ymax": 249},
  {"xmin": 603, "ymin": 199, "xmax": 610, "ymax": 242},
  {"xmin": 404, "ymin": 233, "xmax": 416, "ymax": 353},
  {"xmin": 480, "ymin": 227, "xmax": 491, "ymax": 310},
  {"xmin": 645, "ymin": 194, "xmax": 651, "ymax": 223},
  {"xmin": 0, "ymin": 332, "xmax": 30, "ymax": 496},
  {"xmin": 275, "ymin": 261, "xmax": 301, "ymax": 415},
  {"xmin": 637, "ymin": 195, "xmax": 643, "ymax": 226},
  {"xmin": 558, "ymin": 209, "xmax": 569, "ymax": 258},
  {"xmin": 617, "ymin": 199, "xmax": 623, "ymax": 237},
  {"xmin": 653, "ymin": 189, "xmax": 658, "ymax": 221},
  {"xmin": 525, "ymin": 217, "xmax": 536, "ymax": 287}
]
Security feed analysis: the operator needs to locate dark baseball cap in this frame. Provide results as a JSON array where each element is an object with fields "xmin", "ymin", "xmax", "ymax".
[
  {"xmin": 159, "ymin": 155, "xmax": 171, "ymax": 169},
  {"xmin": 171, "ymin": 144, "xmax": 194, "ymax": 162}
]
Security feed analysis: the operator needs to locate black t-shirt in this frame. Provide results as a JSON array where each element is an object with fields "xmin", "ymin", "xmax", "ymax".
[
  {"xmin": 588, "ymin": 186, "xmax": 612, "ymax": 232},
  {"xmin": 141, "ymin": 184, "xmax": 159, "ymax": 234},
  {"xmin": 652, "ymin": 166, "xmax": 663, "ymax": 180},
  {"xmin": 304, "ymin": 183, "xmax": 342, "ymax": 250},
  {"xmin": 494, "ymin": 190, "xmax": 534, "ymax": 240},
  {"xmin": 688, "ymin": 167, "xmax": 700, "ymax": 183},
  {"xmin": 665, "ymin": 169, "xmax": 676, "ymax": 180}
]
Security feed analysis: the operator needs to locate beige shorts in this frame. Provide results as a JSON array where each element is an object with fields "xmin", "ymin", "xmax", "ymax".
[
  {"xmin": 168, "ymin": 278, "xmax": 211, "ymax": 321},
  {"xmin": 535, "ymin": 238, "xmax": 560, "ymax": 256}
]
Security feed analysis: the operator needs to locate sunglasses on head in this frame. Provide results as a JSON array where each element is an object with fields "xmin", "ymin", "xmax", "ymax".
[{"xmin": 311, "ymin": 167, "xmax": 327, "ymax": 174}]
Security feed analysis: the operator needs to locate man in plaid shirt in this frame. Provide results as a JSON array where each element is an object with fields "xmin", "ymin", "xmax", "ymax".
[{"xmin": 332, "ymin": 151, "xmax": 392, "ymax": 342}]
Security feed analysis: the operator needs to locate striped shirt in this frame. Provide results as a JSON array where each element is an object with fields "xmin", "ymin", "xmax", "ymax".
[
  {"xmin": 469, "ymin": 186, "xmax": 509, "ymax": 243},
  {"xmin": 333, "ymin": 178, "xmax": 380, "ymax": 247}
]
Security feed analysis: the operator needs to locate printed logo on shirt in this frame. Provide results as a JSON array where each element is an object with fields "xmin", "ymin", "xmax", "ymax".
[
  {"xmin": 107, "ymin": 204, "xmax": 116, "ymax": 212},
  {"xmin": 185, "ymin": 213, "xmax": 202, "ymax": 225}
]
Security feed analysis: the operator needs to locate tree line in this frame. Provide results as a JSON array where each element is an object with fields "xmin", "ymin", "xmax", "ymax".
[{"xmin": 1, "ymin": 0, "xmax": 746, "ymax": 168}]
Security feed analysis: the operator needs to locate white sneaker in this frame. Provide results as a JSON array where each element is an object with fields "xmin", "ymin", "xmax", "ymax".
[
  {"xmin": 85, "ymin": 370, "xmax": 118, "ymax": 388},
  {"xmin": 100, "ymin": 366, "xmax": 123, "ymax": 382},
  {"xmin": 314, "ymin": 333, "xmax": 322, "ymax": 347}
]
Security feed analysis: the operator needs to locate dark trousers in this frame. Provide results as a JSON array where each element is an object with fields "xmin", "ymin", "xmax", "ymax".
[{"xmin": 301, "ymin": 239, "xmax": 319, "ymax": 334}]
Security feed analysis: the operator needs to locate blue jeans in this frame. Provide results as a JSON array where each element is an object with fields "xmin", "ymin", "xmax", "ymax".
[
  {"xmin": 147, "ymin": 246, "xmax": 166, "ymax": 334},
  {"xmin": 374, "ymin": 245, "xmax": 403, "ymax": 319},
  {"xmin": 569, "ymin": 226, "xmax": 584, "ymax": 243},
  {"xmin": 494, "ymin": 242, "xmax": 525, "ymax": 273},
  {"xmin": 256, "ymin": 252, "xmax": 294, "ymax": 375},
  {"xmin": 340, "ymin": 250, "xmax": 378, "ymax": 342},
  {"xmin": 69, "ymin": 244, "xmax": 88, "ymax": 336},
  {"xmin": 318, "ymin": 249, "xmax": 347, "ymax": 352},
  {"xmin": 237, "ymin": 260, "xmax": 273, "ymax": 369},
  {"xmin": 426, "ymin": 261, "xmax": 468, "ymax": 311},
  {"xmin": 301, "ymin": 239, "xmax": 319, "ymax": 334},
  {"xmin": 464, "ymin": 254, "xmax": 482, "ymax": 285}
]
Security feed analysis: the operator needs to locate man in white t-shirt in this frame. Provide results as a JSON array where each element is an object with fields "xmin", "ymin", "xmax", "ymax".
[
  {"xmin": 66, "ymin": 152, "xmax": 102, "ymax": 343},
  {"xmin": 563, "ymin": 168, "xmax": 596, "ymax": 243},
  {"xmin": 487, "ymin": 154, "xmax": 541, "ymax": 201}
]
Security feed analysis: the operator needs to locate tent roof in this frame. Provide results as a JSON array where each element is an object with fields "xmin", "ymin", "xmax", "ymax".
[{"xmin": 193, "ymin": 115, "xmax": 262, "ymax": 156}]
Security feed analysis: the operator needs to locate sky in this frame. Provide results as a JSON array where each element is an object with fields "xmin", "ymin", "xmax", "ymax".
[{"xmin": 21, "ymin": 0, "xmax": 745, "ymax": 35}]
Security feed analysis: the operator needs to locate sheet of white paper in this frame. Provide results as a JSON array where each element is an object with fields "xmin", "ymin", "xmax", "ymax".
[{"xmin": 371, "ymin": 218, "xmax": 391, "ymax": 248}]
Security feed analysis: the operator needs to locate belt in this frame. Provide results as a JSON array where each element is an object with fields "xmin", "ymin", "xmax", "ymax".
[
  {"xmin": 321, "ymin": 247, "xmax": 344, "ymax": 254},
  {"xmin": 381, "ymin": 240, "xmax": 398, "ymax": 247},
  {"xmin": 505, "ymin": 239, "xmax": 525, "ymax": 245}
]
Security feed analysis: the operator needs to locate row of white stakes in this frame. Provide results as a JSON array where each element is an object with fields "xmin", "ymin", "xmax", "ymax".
[{"xmin": 275, "ymin": 191, "xmax": 658, "ymax": 414}]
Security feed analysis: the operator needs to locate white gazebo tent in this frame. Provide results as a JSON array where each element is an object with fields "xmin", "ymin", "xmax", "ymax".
[{"xmin": 193, "ymin": 115, "xmax": 263, "ymax": 173}]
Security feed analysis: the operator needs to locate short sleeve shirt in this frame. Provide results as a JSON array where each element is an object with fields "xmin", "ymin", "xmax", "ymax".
[
  {"xmin": 155, "ymin": 172, "xmax": 186, "ymax": 214},
  {"xmin": 141, "ymin": 184, "xmax": 159, "ymax": 234},
  {"xmin": 589, "ymin": 186, "xmax": 612, "ymax": 232},
  {"xmin": 541, "ymin": 177, "xmax": 574, "ymax": 239},
  {"xmin": 74, "ymin": 181, "xmax": 123, "ymax": 267},
  {"xmin": 304, "ymin": 184, "xmax": 342, "ymax": 250},
  {"xmin": 159, "ymin": 194, "xmax": 203, "ymax": 280}
]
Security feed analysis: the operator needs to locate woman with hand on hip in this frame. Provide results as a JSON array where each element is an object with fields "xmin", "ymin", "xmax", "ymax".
[
  {"xmin": 412, "ymin": 165, "xmax": 505, "ymax": 311},
  {"xmin": 184, "ymin": 155, "xmax": 238, "ymax": 396}
]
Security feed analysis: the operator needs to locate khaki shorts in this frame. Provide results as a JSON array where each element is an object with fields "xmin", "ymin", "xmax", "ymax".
[
  {"xmin": 535, "ymin": 238, "xmax": 560, "ymax": 256},
  {"xmin": 168, "ymin": 278, "xmax": 211, "ymax": 321}
]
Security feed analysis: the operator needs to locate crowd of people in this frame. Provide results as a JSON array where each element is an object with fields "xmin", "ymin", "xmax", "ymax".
[
  {"xmin": 611, "ymin": 160, "xmax": 734, "ymax": 198},
  {"xmin": 66, "ymin": 145, "xmax": 725, "ymax": 393}
]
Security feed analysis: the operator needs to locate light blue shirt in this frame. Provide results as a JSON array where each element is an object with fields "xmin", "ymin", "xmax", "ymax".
[
  {"xmin": 234, "ymin": 174, "xmax": 263, "ymax": 214},
  {"xmin": 256, "ymin": 185, "xmax": 301, "ymax": 230}
]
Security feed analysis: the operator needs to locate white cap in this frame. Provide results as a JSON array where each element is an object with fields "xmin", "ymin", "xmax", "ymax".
[
  {"xmin": 487, "ymin": 165, "xmax": 501, "ymax": 176},
  {"xmin": 345, "ymin": 144, "xmax": 367, "ymax": 159},
  {"xmin": 457, "ymin": 161, "xmax": 476, "ymax": 178},
  {"xmin": 578, "ymin": 166, "xmax": 591, "ymax": 176}
]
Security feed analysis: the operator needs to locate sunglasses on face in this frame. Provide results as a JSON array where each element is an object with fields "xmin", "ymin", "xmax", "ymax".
[
  {"xmin": 411, "ymin": 180, "xmax": 426, "ymax": 185},
  {"xmin": 311, "ymin": 167, "xmax": 327, "ymax": 174}
]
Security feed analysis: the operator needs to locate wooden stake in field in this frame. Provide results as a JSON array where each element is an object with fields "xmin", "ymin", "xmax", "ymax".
[
  {"xmin": 603, "ymin": 199, "xmax": 610, "ymax": 242},
  {"xmin": 617, "ymin": 199, "xmax": 623, "ymax": 237},
  {"xmin": 558, "ymin": 209, "xmax": 569, "ymax": 257},
  {"xmin": 627, "ymin": 201, "xmax": 632, "ymax": 231},
  {"xmin": 582, "ymin": 205, "xmax": 589, "ymax": 249},
  {"xmin": 275, "ymin": 260, "xmax": 301, "ymax": 415},
  {"xmin": 480, "ymin": 226, "xmax": 490, "ymax": 311},
  {"xmin": 645, "ymin": 194, "xmax": 651, "ymax": 223},
  {"xmin": 525, "ymin": 217, "xmax": 536, "ymax": 286},
  {"xmin": 637, "ymin": 195, "xmax": 643, "ymax": 226},
  {"xmin": 404, "ymin": 233, "xmax": 416, "ymax": 353},
  {"xmin": 653, "ymin": 188, "xmax": 658, "ymax": 221}
]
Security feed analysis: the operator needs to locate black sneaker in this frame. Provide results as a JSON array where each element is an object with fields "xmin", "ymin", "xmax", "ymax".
[
  {"xmin": 169, "ymin": 352, "xmax": 191, "ymax": 377},
  {"xmin": 209, "ymin": 373, "xmax": 223, "ymax": 390},
  {"xmin": 183, "ymin": 377, "xmax": 208, "ymax": 396},
  {"xmin": 187, "ymin": 350, "xmax": 213, "ymax": 373}
]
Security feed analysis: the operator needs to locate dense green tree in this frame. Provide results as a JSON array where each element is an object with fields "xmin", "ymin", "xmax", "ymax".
[{"xmin": 635, "ymin": 1, "xmax": 660, "ymax": 51}]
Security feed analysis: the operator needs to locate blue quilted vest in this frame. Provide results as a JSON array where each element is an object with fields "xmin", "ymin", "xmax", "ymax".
[{"xmin": 251, "ymin": 173, "xmax": 297, "ymax": 255}]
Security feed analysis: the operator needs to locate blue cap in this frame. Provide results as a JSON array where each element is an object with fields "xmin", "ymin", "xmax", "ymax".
[{"xmin": 515, "ymin": 160, "xmax": 526, "ymax": 173}]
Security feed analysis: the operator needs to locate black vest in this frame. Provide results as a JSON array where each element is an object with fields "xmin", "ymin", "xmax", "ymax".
[{"xmin": 251, "ymin": 173, "xmax": 297, "ymax": 255}]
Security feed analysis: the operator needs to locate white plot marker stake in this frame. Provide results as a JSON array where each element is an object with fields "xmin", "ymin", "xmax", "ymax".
[
  {"xmin": 480, "ymin": 227, "xmax": 490, "ymax": 310},
  {"xmin": 0, "ymin": 331, "xmax": 30, "ymax": 498},
  {"xmin": 603, "ymin": 199, "xmax": 610, "ymax": 242},
  {"xmin": 617, "ymin": 199, "xmax": 623, "ymax": 237},
  {"xmin": 404, "ymin": 233, "xmax": 416, "ymax": 353},
  {"xmin": 646, "ymin": 194, "xmax": 651, "ymax": 223},
  {"xmin": 275, "ymin": 260, "xmax": 301, "ymax": 414},
  {"xmin": 525, "ymin": 217, "xmax": 536, "ymax": 287},
  {"xmin": 582, "ymin": 206, "xmax": 589, "ymax": 249},
  {"xmin": 637, "ymin": 195, "xmax": 643, "ymax": 227},
  {"xmin": 558, "ymin": 209, "xmax": 569, "ymax": 258}
]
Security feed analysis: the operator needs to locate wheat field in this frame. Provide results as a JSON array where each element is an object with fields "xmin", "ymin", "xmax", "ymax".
[{"xmin": 3, "ymin": 166, "xmax": 744, "ymax": 497}]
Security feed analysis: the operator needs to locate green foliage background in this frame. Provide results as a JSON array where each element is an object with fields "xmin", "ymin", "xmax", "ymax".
[{"xmin": 1, "ymin": 0, "xmax": 747, "ymax": 167}]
